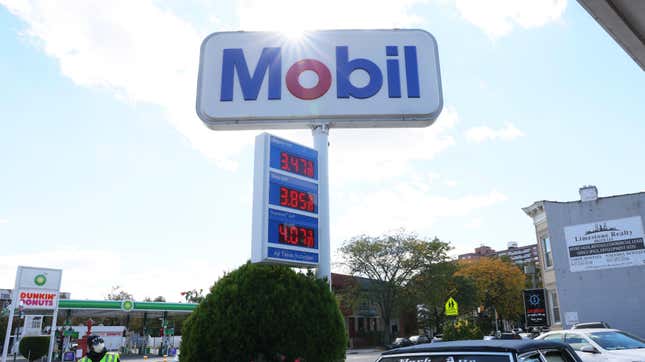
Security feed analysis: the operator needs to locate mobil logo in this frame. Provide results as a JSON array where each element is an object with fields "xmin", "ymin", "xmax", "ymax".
[
  {"xmin": 197, "ymin": 29, "xmax": 443, "ymax": 130},
  {"xmin": 220, "ymin": 45, "xmax": 421, "ymax": 101}
]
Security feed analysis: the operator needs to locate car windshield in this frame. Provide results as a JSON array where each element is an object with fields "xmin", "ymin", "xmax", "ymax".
[{"xmin": 589, "ymin": 331, "xmax": 645, "ymax": 350}]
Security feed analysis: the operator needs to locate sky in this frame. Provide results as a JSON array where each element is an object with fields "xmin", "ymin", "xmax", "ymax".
[{"xmin": 1, "ymin": 0, "xmax": 644, "ymax": 302}]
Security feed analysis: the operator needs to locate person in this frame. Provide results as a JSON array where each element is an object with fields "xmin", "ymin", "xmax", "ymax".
[{"xmin": 77, "ymin": 335, "xmax": 120, "ymax": 362}]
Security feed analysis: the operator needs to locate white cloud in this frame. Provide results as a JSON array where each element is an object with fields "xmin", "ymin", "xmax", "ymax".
[
  {"xmin": 465, "ymin": 217, "xmax": 483, "ymax": 229},
  {"xmin": 0, "ymin": 248, "xmax": 228, "ymax": 301},
  {"xmin": 333, "ymin": 184, "xmax": 507, "ymax": 242},
  {"xmin": 465, "ymin": 122, "xmax": 524, "ymax": 143},
  {"xmin": 455, "ymin": 0, "xmax": 567, "ymax": 38},
  {"xmin": 330, "ymin": 107, "xmax": 459, "ymax": 184},
  {"xmin": 236, "ymin": 0, "xmax": 427, "ymax": 32},
  {"xmin": 0, "ymin": 0, "xmax": 256, "ymax": 170},
  {"xmin": 0, "ymin": 219, "xmax": 8, "ymax": 224}
]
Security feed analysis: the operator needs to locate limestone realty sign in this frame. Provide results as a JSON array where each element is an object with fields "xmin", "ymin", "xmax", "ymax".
[
  {"xmin": 18, "ymin": 290, "xmax": 58, "ymax": 309},
  {"xmin": 564, "ymin": 216, "xmax": 645, "ymax": 272}
]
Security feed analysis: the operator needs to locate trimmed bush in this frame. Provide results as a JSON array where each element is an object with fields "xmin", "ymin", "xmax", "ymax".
[
  {"xmin": 442, "ymin": 320, "xmax": 483, "ymax": 341},
  {"xmin": 180, "ymin": 262, "xmax": 347, "ymax": 361},
  {"xmin": 19, "ymin": 336, "xmax": 49, "ymax": 361}
]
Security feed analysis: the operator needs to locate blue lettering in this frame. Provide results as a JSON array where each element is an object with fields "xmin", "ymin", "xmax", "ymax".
[
  {"xmin": 336, "ymin": 46, "xmax": 383, "ymax": 99},
  {"xmin": 404, "ymin": 46, "xmax": 420, "ymax": 98},
  {"xmin": 220, "ymin": 48, "xmax": 282, "ymax": 101},
  {"xmin": 386, "ymin": 46, "xmax": 401, "ymax": 98}
]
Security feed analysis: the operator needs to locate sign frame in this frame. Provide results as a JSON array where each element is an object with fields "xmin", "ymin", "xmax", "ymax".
[
  {"xmin": 523, "ymin": 288, "xmax": 549, "ymax": 328},
  {"xmin": 196, "ymin": 29, "xmax": 443, "ymax": 130},
  {"xmin": 2, "ymin": 266, "xmax": 63, "ymax": 362},
  {"xmin": 252, "ymin": 133, "xmax": 320, "ymax": 267}
]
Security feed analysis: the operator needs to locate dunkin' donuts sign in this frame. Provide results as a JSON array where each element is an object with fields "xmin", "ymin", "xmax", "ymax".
[{"xmin": 19, "ymin": 289, "xmax": 58, "ymax": 309}]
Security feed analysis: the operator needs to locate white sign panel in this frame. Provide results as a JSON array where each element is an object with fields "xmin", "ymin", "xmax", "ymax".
[
  {"xmin": 565, "ymin": 311, "xmax": 579, "ymax": 327},
  {"xmin": 17, "ymin": 289, "xmax": 59, "ymax": 310},
  {"xmin": 197, "ymin": 29, "xmax": 443, "ymax": 130},
  {"xmin": 564, "ymin": 216, "xmax": 645, "ymax": 272},
  {"xmin": 15, "ymin": 266, "xmax": 62, "ymax": 291}
]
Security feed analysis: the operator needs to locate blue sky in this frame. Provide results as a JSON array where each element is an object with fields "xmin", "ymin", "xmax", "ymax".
[{"xmin": 1, "ymin": 0, "xmax": 643, "ymax": 301}]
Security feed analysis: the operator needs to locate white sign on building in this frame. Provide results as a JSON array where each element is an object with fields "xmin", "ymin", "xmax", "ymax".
[{"xmin": 564, "ymin": 216, "xmax": 645, "ymax": 272}]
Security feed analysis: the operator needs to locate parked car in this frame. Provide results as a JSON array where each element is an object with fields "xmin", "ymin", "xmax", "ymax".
[
  {"xmin": 386, "ymin": 337, "xmax": 413, "ymax": 350},
  {"xmin": 376, "ymin": 339, "xmax": 581, "ymax": 361},
  {"xmin": 409, "ymin": 335, "xmax": 430, "ymax": 344},
  {"xmin": 571, "ymin": 322, "xmax": 610, "ymax": 329},
  {"xmin": 536, "ymin": 328, "xmax": 645, "ymax": 362},
  {"xmin": 484, "ymin": 332, "xmax": 523, "ymax": 340}
]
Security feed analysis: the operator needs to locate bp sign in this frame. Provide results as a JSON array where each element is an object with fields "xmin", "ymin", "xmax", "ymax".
[{"xmin": 196, "ymin": 29, "xmax": 443, "ymax": 130}]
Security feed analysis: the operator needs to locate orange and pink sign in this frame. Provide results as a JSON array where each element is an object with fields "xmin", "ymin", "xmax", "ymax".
[{"xmin": 18, "ymin": 289, "xmax": 58, "ymax": 309}]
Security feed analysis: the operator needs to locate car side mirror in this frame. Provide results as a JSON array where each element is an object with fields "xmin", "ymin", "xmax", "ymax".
[{"xmin": 580, "ymin": 346, "xmax": 599, "ymax": 354}]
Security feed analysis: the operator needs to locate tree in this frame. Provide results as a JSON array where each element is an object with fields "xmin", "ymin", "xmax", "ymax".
[
  {"xmin": 180, "ymin": 289, "xmax": 205, "ymax": 304},
  {"xmin": 455, "ymin": 258, "xmax": 526, "ymax": 321},
  {"xmin": 105, "ymin": 286, "xmax": 133, "ymax": 301},
  {"xmin": 180, "ymin": 263, "xmax": 346, "ymax": 361},
  {"xmin": 143, "ymin": 296, "xmax": 166, "ymax": 302},
  {"xmin": 409, "ymin": 262, "xmax": 478, "ymax": 334},
  {"xmin": 339, "ymin": 230, "xmax": 451, "ymax": 344}
]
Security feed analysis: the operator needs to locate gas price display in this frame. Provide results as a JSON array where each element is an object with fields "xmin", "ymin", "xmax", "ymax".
[
  {"xmin": 279, "ymin": 152, "xmax": 315, "ymax": 178},
  {"xmin": 253, "ymin": 133, "xmax": 320, "ymax": 267}
]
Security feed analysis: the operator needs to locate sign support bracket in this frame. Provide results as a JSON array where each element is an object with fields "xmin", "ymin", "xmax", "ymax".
[{"xmin": 312, "ymin": 124, "xmax": 331, "ymax": 288}]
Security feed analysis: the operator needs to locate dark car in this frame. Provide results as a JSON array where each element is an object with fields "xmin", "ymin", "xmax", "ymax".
[
  {"xmin": 386, "ymin": 337, "xmax": 413, "ymax": 350},
  {"xmin": 484, "ymin": 332, "xmax": 523, "ymax": 340},
  {"xmin": 377, "ymin": 339, "xmax": 582, "ymax": 362}
]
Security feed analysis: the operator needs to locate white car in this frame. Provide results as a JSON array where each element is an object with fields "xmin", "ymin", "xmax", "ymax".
[{"xmin": 536, "ymin": 328, "xmax": 645, "ymax": 362}]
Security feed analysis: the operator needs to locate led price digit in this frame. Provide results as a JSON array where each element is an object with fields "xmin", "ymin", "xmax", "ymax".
[
  {"xmin": 280, "ymin": 152, "xmax": 314, "ymax": 178},
  {"xmin": 279, "ymin": 186, "xmax": 314, "ymax": 212},
  {"xmin": 278, "ymin": 224, "xmax": 315, "ymax": 248}
]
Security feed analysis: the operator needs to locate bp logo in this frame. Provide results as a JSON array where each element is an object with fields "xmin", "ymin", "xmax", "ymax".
[
  {"xmin": 121, "ymin": 300, "xmax": 134, "ymax": 312},
  {"xmin": 34, "ymin": 274, "xmax": 47, "ymax": 286}
]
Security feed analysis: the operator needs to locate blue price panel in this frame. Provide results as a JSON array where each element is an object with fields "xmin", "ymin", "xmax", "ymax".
[
  {"xmin": 268, "ymin": 209, "xmax": 318, "ymax": 250},
  {"xmin": 269, "ymin": 136, "xmax": 318, "ymax": 180},
  {"xmin": 269, "ymin": 172, "xmax": 318, "ymax": 214}
]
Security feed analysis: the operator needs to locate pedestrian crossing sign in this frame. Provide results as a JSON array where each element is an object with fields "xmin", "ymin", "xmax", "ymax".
[{"xmin": 445, "ymin": 297, "xmax": 458, "ymax": 316}]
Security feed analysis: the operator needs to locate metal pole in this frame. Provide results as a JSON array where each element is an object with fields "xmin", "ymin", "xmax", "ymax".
[
  {"xmin": 1, "ymin": 298, "xmax": 16, "ymax": 362},
  {"xmin": 47, "ymin": 307, "xmax": 59, "ymax": 362},
  {"xmin": 313, "ymin": 124, "xmax": 331, "ymax": 288}
]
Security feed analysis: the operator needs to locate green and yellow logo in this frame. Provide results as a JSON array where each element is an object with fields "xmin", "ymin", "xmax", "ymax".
[
  {"xmin": 121, "ymin": 300, "xmax": 134, "ymax": 312},
  {"xmin": 34, "ymin": 274, "xmax": 47, "ymax": 286}
]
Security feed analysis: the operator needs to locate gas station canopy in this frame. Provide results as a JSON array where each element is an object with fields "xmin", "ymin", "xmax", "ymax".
[{"xmin": 578, "ymin": 0, "xmax": 645, "ymax": 70}]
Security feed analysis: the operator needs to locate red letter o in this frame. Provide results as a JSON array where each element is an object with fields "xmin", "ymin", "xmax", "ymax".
[{"xmin": 286, "ymin": 59, "xmax": 331, "ymax": 100}]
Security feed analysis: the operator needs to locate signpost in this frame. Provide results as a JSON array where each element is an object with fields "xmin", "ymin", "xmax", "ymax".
[
  {"xmin": 196, "ymin": 29, "xmax": 443, "ymax": 285},
  {"xmin": 2, "ymin": 266, "xmax": 62, "ymax": 362},
  {"xmin": 523, "ymin": 289, "xmax": 549, "ymax": 328}
]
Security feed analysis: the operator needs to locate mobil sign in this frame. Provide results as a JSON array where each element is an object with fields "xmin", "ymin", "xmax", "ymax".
[{"xmin": 196, "ymin": 29, "xmax": 443, "ymax": 130}]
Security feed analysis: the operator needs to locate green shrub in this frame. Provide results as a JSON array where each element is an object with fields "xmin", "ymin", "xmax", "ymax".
[
  {"xmin": 19, "ymin": 336, "xmax": 50, "ymax": 361},
  {"xmin": 180, "ymin": 262, "xmax": 347, "ymax": 362},
  {"xmin": 442, "ymin": 320, "xmax": 483, "ymax": 341}
]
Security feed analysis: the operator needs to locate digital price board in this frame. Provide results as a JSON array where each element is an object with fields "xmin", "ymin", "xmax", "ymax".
[{"xmin": 252, "ymin": 133, "xmax": 319, "ymax": 267}]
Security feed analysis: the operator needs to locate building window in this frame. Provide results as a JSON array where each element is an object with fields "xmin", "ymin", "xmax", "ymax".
[
  {"xmin": 549, "ymin": 290, "xmax": 560, "ymax": 324},
  {"xmin": 542, "ymin": 237, "xmax": 553, "ymax": 268},
  {"xmin": 31, "ymin": 317, "xmax": 42, "ymax": 329}
]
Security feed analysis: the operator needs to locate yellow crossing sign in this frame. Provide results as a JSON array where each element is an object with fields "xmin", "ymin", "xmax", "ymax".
[{"xmin": 445, "ymin": 297, "xmax": 459, "ymax": 316}]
